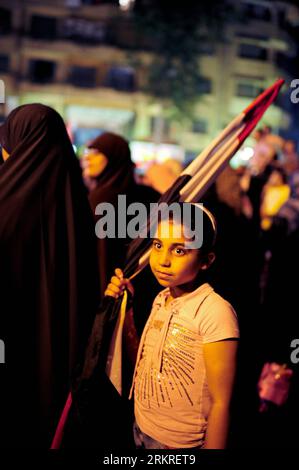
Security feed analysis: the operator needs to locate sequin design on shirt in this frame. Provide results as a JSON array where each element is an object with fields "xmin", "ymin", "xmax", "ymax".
[{"xmin": 134, "ymin": 313, "xmax": 198, "ymax": 410}]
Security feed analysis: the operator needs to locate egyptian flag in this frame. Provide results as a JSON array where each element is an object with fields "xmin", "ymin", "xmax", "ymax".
[{"xmin": 51, "ymin": 78, "xmax": 284, "ymax": 448}]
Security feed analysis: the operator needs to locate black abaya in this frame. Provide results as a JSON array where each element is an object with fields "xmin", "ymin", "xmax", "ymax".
[{"xmin": 0, "ymin": 104, "xmax": 99, "ymax": 448}]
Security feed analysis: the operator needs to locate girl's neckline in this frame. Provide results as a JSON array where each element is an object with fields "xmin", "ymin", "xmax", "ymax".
[{"xmin": 163, "ymin": 282, "xmax": 211, "ymax": 309}]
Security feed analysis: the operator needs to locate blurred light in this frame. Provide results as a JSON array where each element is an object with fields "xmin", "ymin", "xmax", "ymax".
[
  {"xmin": 130, "ymin": 141, "xmax": 184, "ymax": 174},
  {"xmin": 72, "ymin": 144, "xmax": 78, "ymax": 153},
  {"xmin": 119, "ymin": 0, "xmax": 135, "ymax": 12},
  {"xmin": 230, "ymin": 146, "xmax": 254, "ymax": 169},
  {"xmin": 240, "ymin": 146, "xmax": 254, "ymax": 161}
]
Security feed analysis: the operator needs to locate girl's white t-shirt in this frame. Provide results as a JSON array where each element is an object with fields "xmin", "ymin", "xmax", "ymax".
[{"xmin": 130, "ymin": 283, "xmax": 239, "ymax": 448}]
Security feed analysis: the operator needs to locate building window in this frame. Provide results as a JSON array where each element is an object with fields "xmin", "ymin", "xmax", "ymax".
[
  {"xmin": 0, "ymin": 55, "xmax": 9, "ymax": 73},
  {"xmin": 197, "ymin": 77, "xmax": 212, "ymax": 94},
  {"xmin": 236, "ymin": 83, "xmax": 264, "ymax": 98},
  {"xmin": 105, "ymin": 66, "xmax": 136, "ymax": 92},
  {"xmin": 30, "ymin": 15, "xmax": 58, "ymax": 40},
  {"xmin": 62, "ymin": 18, "xmax": 106, "ymax": 44},
  {"xmin": 29, "ymin": 59, "xmax": 56, "ymax": 84},
  {"xmin": 241, "ymin": 3, "xmax": 271, "ymax": 22},
  {"xmin": 192, "ymin": 119, "xmax": 208, "ymax": 134},
  {"xmin": 0, "ymin": 8, "xmax": 12, "ymax": 35},
  {"xmin": 238, "ymin": 44, "xmax": 268, "ymax": 61},
  {"xmin": 69, "ymin": 66, "xmax": 97, "ymax": 88}
]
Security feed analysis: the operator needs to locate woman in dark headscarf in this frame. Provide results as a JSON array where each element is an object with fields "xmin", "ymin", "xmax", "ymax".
[
  {"xmin": 0, "ymin": 104, "xmax": 99, "ymax": 448},
  {"xmin": 67, "ymin": 133, "xmax": 160, "ymax": 448},
  {"xmin": 83, "ymin": 132, "xmax": 136, "ymax": 206},
  {"xmin": 81, "ymin": 132, "xmax": 160, "ymax": 309}
]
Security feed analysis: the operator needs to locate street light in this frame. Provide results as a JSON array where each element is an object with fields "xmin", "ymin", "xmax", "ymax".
[{"xmin": 119, "ymin": 0, "xmax": 135, "ymax": 12}]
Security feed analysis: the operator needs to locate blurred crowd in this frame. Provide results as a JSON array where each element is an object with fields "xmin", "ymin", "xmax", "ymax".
[
  {"xmin": 1, "ymin": 103, "xmax": 298, "ymax": 449},
  {"xmin": 80, "ymin": 124, "xmax": 299, "ymax": 448}
]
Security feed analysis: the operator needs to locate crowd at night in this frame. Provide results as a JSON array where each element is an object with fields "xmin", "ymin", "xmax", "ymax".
[{"xmin": 0, "ymin": 0, "xmax": 298, "ymax": 461}]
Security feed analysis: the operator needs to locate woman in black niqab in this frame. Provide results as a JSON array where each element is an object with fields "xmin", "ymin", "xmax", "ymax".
[{"xmin": 0, "ymin": 104, "xmax": 99, "ymax": 448}]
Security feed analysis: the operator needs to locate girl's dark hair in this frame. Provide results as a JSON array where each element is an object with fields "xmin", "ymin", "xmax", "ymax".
[{"xmin": 159, "ymin": 202, "xmax": 217, "ymax": 254}]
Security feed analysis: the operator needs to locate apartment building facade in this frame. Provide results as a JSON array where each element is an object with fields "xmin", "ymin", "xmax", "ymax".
[{"xmin": 0, "ymin": 0, "xmax": 297, "ymax": 162}]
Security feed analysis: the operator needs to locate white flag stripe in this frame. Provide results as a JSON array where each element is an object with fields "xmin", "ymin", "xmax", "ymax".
[
  {"xmin": 183, "ymin": 139, "xmax": 240, "ymax": 203},
  {"xmin": 180, "ymin": 122, "xmax": 246, "ymax": 198},
  {"xmin": 105, "ymin": 290, "xmax": 128, "ymax": 395}
]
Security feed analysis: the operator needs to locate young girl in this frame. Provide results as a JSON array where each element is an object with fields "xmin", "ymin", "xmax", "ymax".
[{"xmin": 105, "ymin": 203, "xmax": 239, "ymax": 449}]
